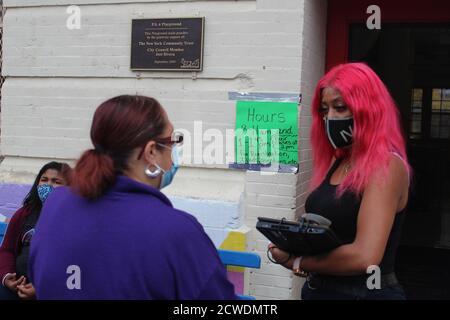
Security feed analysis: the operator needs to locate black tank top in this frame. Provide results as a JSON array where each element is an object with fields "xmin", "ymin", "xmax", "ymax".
[{"xmin": 305, "ymin": 158, "xmax": 406, "ymax": 274}]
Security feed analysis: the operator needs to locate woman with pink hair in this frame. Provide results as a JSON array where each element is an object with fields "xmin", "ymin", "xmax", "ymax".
[{"xmin": 269, "ymin": 63, "xmax": 411, "ymax": 300}]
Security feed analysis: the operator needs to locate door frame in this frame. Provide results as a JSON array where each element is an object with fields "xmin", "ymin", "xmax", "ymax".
[{"xmin": 326, "ymin": 0, "xmax": 450, "ymax": 70}]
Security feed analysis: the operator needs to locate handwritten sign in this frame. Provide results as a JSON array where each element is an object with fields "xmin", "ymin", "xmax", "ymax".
[{"xmin": 235, "ymin": 101, "xmax": 298, "ymax": 165}]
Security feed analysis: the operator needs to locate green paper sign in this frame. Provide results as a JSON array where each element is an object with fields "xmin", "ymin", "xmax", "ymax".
[{"xmin": 235, "ymin": 101, "xmax": 298, "ymax": 165}]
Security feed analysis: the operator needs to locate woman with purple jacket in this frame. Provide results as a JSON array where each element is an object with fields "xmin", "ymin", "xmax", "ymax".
[{"xmin": 29, "ymin": 95, "xmax": 236, "ymax": 300}]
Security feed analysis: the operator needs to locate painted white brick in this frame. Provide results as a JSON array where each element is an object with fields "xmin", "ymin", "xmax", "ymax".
[
  {"xmin": 245, "ymin": 0, "xmax": 327, "ymax": 300},
  {"xmin": 245, "ymin": 204, "xmax": 295, "ymax": 220},
  {"xmin": 245, "ymin": 182, "xmax": 297, "ymax": 197},
  {"xmin": 255, "ymin": 239, "xmax": 273, "ymax": 253},
  {"xmin": 249, "ymin": 284, "xmax": 292, "ymax": 300},
  {"xmin": 256, "ymin": 261, "xmax": 292, "ymax": 277},
  {"xmin": 298, "ymin": 170, "xmax": 312, "ymax": 182},
  {"xmin": 255, "ymin": 194, "xmax": 296, "ymax": 208},
  {"xmin": 245, "ymin": 171, "xmax": 297, "ymax": 185},
  {"xmin": 250, "ymin": 273, "xmax": 293, "ymax": 289},
  {"xmin": 257, "ymin": 0, "xmax": 302, "ymax": 10},
  {"xmin": 299, "ymin": 149, "xmax": 312, "ymax": 162},
  {"xmin": 3, "ymin": 2, "xmax": 301, "ymax": 90},
  {"xmin": 4, "ymin": 0, "xmax": 255, "ymax": 7}
]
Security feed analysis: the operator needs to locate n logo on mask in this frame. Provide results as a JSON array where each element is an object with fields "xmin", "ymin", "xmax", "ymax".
[{"xmin": 324, "ymin": 117, "xmax": 354, "ymax": 149}]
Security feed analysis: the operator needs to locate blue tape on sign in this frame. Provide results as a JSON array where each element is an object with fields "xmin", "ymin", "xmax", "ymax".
[
  {"xmin": 228, "ymin": 92, "xmax": 302, "ymax": 103},
  {"xmin": 228, "ymin": 163, "xmax": 299, "ymax": 174}
]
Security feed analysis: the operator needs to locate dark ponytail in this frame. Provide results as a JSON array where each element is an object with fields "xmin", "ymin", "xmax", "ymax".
[{"xmin": 71, "ymin": 95, "xmax": 167, "ymax": 200}]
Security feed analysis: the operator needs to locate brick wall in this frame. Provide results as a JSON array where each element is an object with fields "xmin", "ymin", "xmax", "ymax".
[{"xmin": 244, "ymin": 0, "xmax": 327, "ymax": 300}]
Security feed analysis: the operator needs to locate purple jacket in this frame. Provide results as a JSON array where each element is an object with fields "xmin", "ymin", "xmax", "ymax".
[{"xmin": 29, "ymin": 175, "xmax": 236, "ymax": 300}]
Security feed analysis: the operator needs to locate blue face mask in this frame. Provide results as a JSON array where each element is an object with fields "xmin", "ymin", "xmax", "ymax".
[
  {"xmin": 156, "ymin": 145, "xmax": 179, "ymax": 189},
  {"xmin": 37, "ymin": 184, "xmax": 55, "ymax": 203}
]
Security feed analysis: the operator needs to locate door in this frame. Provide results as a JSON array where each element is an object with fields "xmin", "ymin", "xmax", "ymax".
[{"xmin": 327, "ymin": 0, "xmax": 450, "ymax": 299}]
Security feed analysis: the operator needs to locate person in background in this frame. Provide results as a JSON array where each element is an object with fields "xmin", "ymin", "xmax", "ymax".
[
  {"xmin": 269, "ymin": 63, "xmax": 411, "ymax": 300},
  {"xmin": 0, "ymin": 161, "xmax": 72, "ymax": 300},
  {"xmin": 29, "ymin": 95, "xmax": 236, "ymax": 300}
]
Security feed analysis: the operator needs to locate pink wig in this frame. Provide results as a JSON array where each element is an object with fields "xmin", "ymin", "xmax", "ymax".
[{"xmin": 310, "ymin": 63, "xmax": 411, "ymax": 196}]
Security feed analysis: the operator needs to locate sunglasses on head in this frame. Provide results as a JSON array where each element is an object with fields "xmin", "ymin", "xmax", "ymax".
[
  {"xmin": 155, "ymin": 131, "xmax": 184, "ymax": 147},
  {"xmin": 137, "ymin": 131, "xmax": 184, "ymax": 159}
]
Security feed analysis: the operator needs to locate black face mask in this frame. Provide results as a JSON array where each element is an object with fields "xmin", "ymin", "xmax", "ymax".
[{"xmin": 324, "ymin": 117, "xmax": 354, "ymax": 149}]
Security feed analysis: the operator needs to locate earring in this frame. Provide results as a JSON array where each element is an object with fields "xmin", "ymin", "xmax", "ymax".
[{"xmin": 144, "ymin": 164, "xmax": 161, "ymax": 179}]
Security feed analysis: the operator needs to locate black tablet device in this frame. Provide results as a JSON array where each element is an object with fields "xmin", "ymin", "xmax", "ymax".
[{"xmin": 256, "ymin": 215, "xmax": 342, "ymax": 256}]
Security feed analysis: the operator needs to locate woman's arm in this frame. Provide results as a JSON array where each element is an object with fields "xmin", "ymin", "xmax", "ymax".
[
  {"xmin": 0, "ymin": 207, "xmax": 28, "ymax": 285},
  {"xmin": 270, "ymin": 155, "xmax": 409, "ymax": 276}
]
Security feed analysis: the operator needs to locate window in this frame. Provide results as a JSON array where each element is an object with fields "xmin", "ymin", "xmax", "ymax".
[
  {"xmin": 410, "ymin": 88, "xmax": 423, "ymax": 139},
  {"xmin": 410, "ymin": 88, "xmax": 450, "ymax": 140},
  {"xmin": 431, "ymin": 88, "xmax": 450, "ymax": 139}
]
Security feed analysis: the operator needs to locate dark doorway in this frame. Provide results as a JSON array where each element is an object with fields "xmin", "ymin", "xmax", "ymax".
[{"xmin": 349, "ymin": 24, "xmax": 450, "ymax": 299}]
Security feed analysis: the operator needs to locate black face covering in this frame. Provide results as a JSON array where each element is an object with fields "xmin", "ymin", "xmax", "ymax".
[{"xmin": 324, "ymin": 117, "xmax": 354, "ymax": 149}]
